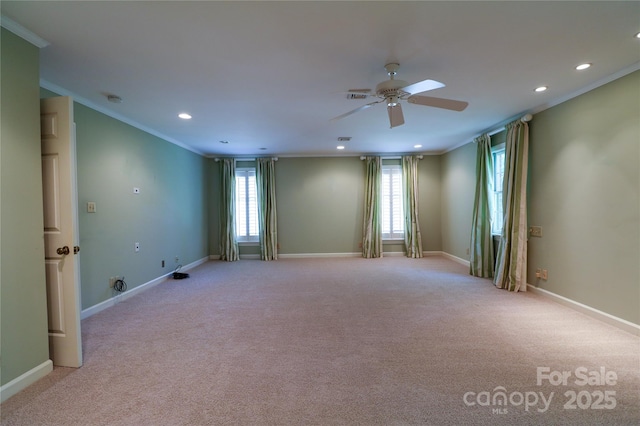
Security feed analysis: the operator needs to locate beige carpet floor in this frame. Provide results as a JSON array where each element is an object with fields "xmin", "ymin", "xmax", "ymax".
[{"xmin": 1, "ymin": 256, "xmax": 638, "ymax": 425}]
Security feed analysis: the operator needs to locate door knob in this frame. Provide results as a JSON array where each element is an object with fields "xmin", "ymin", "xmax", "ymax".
[
  {"xmin": 57, "ymin": 246, "xmax": 70, "ymax": 256},
  {"xmin": 74, "ymin": 246, "xmax": 80, "ymax": 254}
]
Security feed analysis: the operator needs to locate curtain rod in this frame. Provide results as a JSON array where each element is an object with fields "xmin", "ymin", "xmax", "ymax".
[
  {"xmin": 481, "ymin": 114, "xmax": 533, "ymax": 139},
  {"xmin": 214, "ymin": 157, "xmax": 278, "ymax": 162},
  {"xmin": 360, "ymin": 155, "xmax": 423, "ymax": 160}
]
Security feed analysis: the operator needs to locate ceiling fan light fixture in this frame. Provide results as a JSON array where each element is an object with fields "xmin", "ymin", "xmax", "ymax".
[{"xmin": 387, "ymin": 96, "xmax": 399, "ymax": 107}]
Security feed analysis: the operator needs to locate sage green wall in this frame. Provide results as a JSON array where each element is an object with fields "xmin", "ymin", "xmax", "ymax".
[
  {"xmin": 208, "ymin": 156, "xmax": 443, "ymax": 256},
  {"xmin": 438, "ymin": 72, "xmax": 639, "ymax": 325},
  {"xmin": 0, "ymin": 29, "xmax": 50, "ymax": 386},
  {"xmin": 418, "ymin": 155, "xmax": 442, "ymax": 252},
  {"xmin": 40, "ymin": 91, "xmax": 209, "ymax": 310},
  {"xmin": 528, "ymin": 71, "xmax": 639, "ymax": 324},
  {"xmin": 276, "ymin": 157, "xmax": 364, "ymax": 254},
  {"xmin": 440, "ymin": 142, "xmax": 476, "ymax": 260},
  {"xmin": 74, "ymin": 105, "xmax": 208, "ymax": 310}
]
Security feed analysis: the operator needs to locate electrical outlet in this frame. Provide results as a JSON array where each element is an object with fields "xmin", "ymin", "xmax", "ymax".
[
  {"xmin": 87, "ymin": 202, "xmax": 96, "ymax": 213},
  {"xmin": 536, "ymin": 268, "xmax": 541, "ymax": 278},
  {"xmin": 529, "ymin": 226, "xmax": 543, "ymax": 238},
  {"xmin": 109, "ymin": 276, "xmax": 120, "ymax": 288},
  {"xmin": 542, "ymin": 269, "xmax": 548, "ymax": 280},
  {"xmin": 162, "ymin": 260, "xmax": 165, "ymax": 267}
]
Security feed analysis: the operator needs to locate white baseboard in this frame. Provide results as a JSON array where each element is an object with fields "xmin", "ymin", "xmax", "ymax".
[
  {"xmin": 440, "ymin": 251, "xmax": 471, "ymax": 267},
  {"xmin": 527, "ymin": 284, "xmax": 640, "ymax": 336},
  {"xmin": 81, "ymin": 256, "xmax": 209, "ymax": 320},
  {"xmin": 276, "ymin": 252, "xmax": 362, "ymax": 259},
  {"xmin": 239, "ymin": 254, "xmax": 261, "ymax": 259},
  {"xmin": 212, "ymin": 251, "xmax": 456, "ymax": 260},
  {"xmin": 0, "ymin": 359, "xmax": 53, "ymax": 403},
  {"xmin": 211, "ymin": 253, "xmax": 362, "ymax": 260},
  {"xmin": 248, "ymin": 252, "xmax": 406, "ymax": 259},
  {"xmin": 382, "ymin": 251, "xmax": 406, "ymax": 257}
]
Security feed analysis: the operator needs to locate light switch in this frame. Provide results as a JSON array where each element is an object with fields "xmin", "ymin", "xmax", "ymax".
[{"xmin": 87, "ymin": 202, "xmax": 96, "ymax": 213}]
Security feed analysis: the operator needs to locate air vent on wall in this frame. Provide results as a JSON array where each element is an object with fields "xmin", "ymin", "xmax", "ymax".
[{"xmin": 346, "ymin": 89, "xmax": 370, "ymax": 100}]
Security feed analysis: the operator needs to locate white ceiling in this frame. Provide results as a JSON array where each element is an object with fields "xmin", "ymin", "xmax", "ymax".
[{"xmin": 2, "ymin": 1, "xmax": 639, "ymax": 157}]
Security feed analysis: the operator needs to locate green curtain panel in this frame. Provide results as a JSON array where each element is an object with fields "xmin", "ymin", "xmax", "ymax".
[
  {"xmin": 219, "ymin": 158, "xmax": 239, "ymax": 261},
  {"xmin": 494, "ymin": 120, "xmax": 529, "ymax": 291},
  {"xmin": 402, "ymin": 156, "xmax": 423, "ymax": 258},
  {"xmin": 469, "ymin": 134, "xmax": 495, "ymax": 277},
  {"xmin": 362, "ymin": 156, "xmax": 382, "ymax": 258},
  {"xmin": 256, "ymin": 158, "xmax": 278, "ymax": 261}
]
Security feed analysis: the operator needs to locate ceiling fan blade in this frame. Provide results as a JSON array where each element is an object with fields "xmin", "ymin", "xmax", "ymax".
[
  {"xmin": 387, "ymin": 104, "xmax": 405, "ymax": 128},
  {"xmin": 402, "ymin": 79, "xmax": 445, "ymax": 95},
  {"xmin": 407, "ymin": 95, "xmax": 469, "ymax": 111},
  {"xmin": 331, "ymin": 99, "xmax": 383, "ymax": 121}
]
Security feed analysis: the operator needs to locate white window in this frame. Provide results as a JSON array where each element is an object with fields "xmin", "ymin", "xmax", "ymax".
[
  {"xmin": 381, "ymin": 164, "xmax": 404, "ymax": 240},
  {"xmin": 492, "ymin": 148, "xmax": 505, "ymax": 235},
  {"xmin": 235, "ymin": 168, "xmax": 259, "ymax": 242}
]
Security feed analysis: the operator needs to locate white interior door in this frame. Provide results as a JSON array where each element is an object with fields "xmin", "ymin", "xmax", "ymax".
[{"xmin": 41, "ymin": 96, "xmax": 82, "ymax": 368}]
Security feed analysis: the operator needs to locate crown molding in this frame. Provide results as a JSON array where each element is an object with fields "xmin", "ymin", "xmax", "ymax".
[
  {"xmin": 528, "ymin": 61, "xmax": 640, "ymax": 116},
  {"xmin": 40, "ymin": 80, "xmax": 205, "ymax": 157},
  {"xmin": 1, "ymin": 15, "xmax": 49, "ymax": 48},
  {"xmin": 3, "ymin": 15, "xmax": 204, "ymax": 157},
  {"xmin": 442, "ymin": 61, "xmax": 640, "ymax": 155}
]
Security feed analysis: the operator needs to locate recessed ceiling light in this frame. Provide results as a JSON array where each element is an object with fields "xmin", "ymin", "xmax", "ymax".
[
  {"xmin": 178, "ymin": 113, "xmax": 192, "ymax": 120},
  {"xmin": 534, "ymin": 86, "xmax": 548, "ymax": 93},
  {"xmin": 576, "ymin": 63, "xmax": 591, "ymax": 71},
  {"xmin": 414, "ymin": 144, "xmax": 422, "ymax": 149},
  {"xmin": 635, "ymin": 32, "xmax": 640, "ymax": 39},
  {"xmin": 337, "ymin": 145, "xmax": 345, "ymax": 150}
]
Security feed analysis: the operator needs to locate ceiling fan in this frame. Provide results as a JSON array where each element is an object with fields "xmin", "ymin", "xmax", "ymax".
[{"xmin": 332, "ymin": 63, "xmax": 468, "ymax": 128}]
